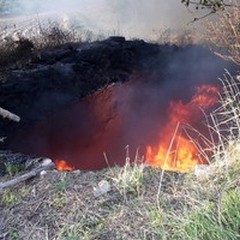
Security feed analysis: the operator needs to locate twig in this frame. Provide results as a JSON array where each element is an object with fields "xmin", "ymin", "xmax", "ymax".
[
  {"xmin": 0, "ymin": 162, "xmax": 55, "ymax": 192},
  {"xmin": 185, "ymin": 0, "xmax": 236, "ymax": 8},
  {"xmin": 189, "ymin": 10, "xmax": 215, "ymax": 23},
  {"xmin": 0, "ymin": 106, "xmax": 20, "ymax": 122}
]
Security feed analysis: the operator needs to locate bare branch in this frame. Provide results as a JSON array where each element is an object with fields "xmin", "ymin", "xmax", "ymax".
[
  {"xmin": 0, "ymin": 106, "xmax": 20, "ymax": 122},
  {"xmin": 0, "ymin": 162, "xmax": 55, "ymax": 192}
]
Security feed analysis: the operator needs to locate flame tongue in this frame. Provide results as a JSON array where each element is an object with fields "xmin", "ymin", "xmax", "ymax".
[
  {"xmin": 56, "ymin": 159, "xmax": 75, "ymax": 171},
  {"xmin": 146, "ymin": 84, "xmax": 219, "ymax": 173},
  {"xmin": 146, "ymin": 134, "xmax": 199, "ymax": 173}
]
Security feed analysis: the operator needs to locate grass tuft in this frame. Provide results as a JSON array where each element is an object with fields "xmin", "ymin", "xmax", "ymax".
[
  {"xmin": 4, "ymin": 162, "xmax": 23, "ymax": 176},
  {"xmin": 107, "ymin": 147, "xmax": 145, "ymax": 199}
]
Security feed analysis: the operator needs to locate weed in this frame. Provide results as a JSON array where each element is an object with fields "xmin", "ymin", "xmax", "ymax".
[
  {"xmin": 8, "ymin": 228, "xmax": 19, "ymax": 240},
  {"xmin": 2, "ymin": 191, "xmax": 19, "ymax": 205},
  {"xmin": 205, "ymin": 1, "xmax": 240, "ymax": 65},
  {"xmin": 108, "ymin": 147, "xmax": 145, "ymax": 198},
  {"xmin": 55, "ymin": 173, "xmax": 69, "ymax": 192},
  {"xmin": 58, "ymin": 215, "xmax": 105, "ymax": 240},
  {"xmin": 180, "ymin": 189, "xmax": 240, "ymax": 240},
  {"xmin": 4, "ymin": 162, "xmax": 23, "ymax": 176},
  {"xmin": 50, "ymin": 192, "xmax": 67, "ymax": 209}
]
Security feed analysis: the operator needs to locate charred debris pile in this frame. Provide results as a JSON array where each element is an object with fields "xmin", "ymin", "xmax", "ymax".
[{"xmin": 0, "ymin": 36, "xmax": 233, "ymax": 175}]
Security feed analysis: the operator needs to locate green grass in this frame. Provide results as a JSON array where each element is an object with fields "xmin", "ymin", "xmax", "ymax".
[
  {"xmin": 181, "ymin": 188, "xmax": 240, "ymax": 240},
  {"xmin": 8, "ymin": 228, "xmax": 19, "ymax": 240},
  {"xmin": 2, "ymin": 191, "xmax": 19, "ymax": 205},
  {"xmin": 109, "ymin": 157, "xmax": 145, "ymax": 198},
  {"xmin": 4, "ymin": 162, "xmax": 23, "ymax": 176},
  {"xmin": 54, "ymin": 172, "xmax": 70, "ymax": 192}
]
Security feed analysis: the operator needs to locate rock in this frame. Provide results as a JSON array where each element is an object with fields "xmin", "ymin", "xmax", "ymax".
[
  {"xmin": 40, "ymin": 170, "xmax": 47, "ymax": 177},
  {"xmin": 73, "ymin": 169, "xmax": 81, "ymax": 174},
  {"xmin": 41, "ymin": 158, "xmax": 53, "ymax": 167},
  {"xmin": 93, "ymin": 180, "xmax": 111, "ymax": 197}
]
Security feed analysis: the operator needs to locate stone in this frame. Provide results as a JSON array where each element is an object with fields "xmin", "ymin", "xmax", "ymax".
[
  {"xmin": 93, "ymin": 180, "xmax": 111, "ymax": 197},
  {"xmin": 41, "ymin": 158, "xmax": 53, "ymax": 167}
]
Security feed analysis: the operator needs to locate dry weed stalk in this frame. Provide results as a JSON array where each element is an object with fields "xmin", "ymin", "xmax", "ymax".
[
  {"xmin": 209, "ymin": 70, "xmax": 240, "ymax": 165},
  {"xmin": 206, "ymin": 0, "xmax": 240, "ymax": 64},
  {"xmin": 185, "ymin": 70, "xmax": 240, "ymax": 177}
]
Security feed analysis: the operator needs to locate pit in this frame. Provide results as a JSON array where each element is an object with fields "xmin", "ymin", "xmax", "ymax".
[{"xmin": 0, "ymin": 37, "xmax": 234, "ymax": 173}]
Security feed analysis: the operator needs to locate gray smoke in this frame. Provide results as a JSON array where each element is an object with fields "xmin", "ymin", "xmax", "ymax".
[{"xmin": 1, "ymin": 0, "xmax": 195, "ymax": 40}]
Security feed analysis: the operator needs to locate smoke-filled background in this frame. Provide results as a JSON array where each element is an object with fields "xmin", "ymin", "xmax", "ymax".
[{"xmin": 0, "ymin": 0, "xmax": 195, "ymax": 40}]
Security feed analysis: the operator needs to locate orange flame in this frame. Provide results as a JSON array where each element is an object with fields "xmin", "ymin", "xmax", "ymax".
[
  {"xmin": 55, "ymin": 159, "xmax": 75, "ymax": 171},
  {"xmin": 146, "ymin": 84, "xmax": 219, "ymax": 173}
]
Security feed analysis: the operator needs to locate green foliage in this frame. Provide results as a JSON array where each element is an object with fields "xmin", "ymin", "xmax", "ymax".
[
  {"xmin": 110, "ymin": 159, "xmax": 145, "ymax": 197},
  {"xmin": 50, "ymin": 192, "xmax": 67, "ymax": 209},
  {"xmin": 170, "ymin": 189, "xmax": 240, "ymax": 240},
  {"xmin": 58, "ymin": 215, "xmax": 105, "ymax": 240},
  {"xmin": 8, "ymin": 228, "xmax": 19, "ymax": 240},
  {"xmin": 4, "ymin": 162, "xmax": 23, "ymax": 176},
  {"xmin": 55, "ymin": 173, "xmax": 70, "ymax": 192},
  {"xmin": 2, "ymin": 191, "xmax": 19, "ymax": 205},
  {"xmin": 147, "ymin": 186, "xmax": 240, "ymax": 240},
  {"xmin": 1, "ymin": 187, "xmax": 31, "ymax": 206}
]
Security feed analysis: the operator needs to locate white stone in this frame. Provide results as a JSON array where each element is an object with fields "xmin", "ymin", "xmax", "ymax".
[
  {"xmin": 93, "ymin": 180, "xmax": 111, "ymax": 197},
  {"xmin": 41, "ymin": 158, "xmax": 53, "ymax": 166},
  {"xmin": 40, "ymin": 170, "xmax": 47, "ymax": 177}
]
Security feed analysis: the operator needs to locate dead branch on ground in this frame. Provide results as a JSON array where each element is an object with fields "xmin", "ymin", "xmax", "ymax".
[
  {"xmin": 0, "ymin": 162, "xmax": 55, "ymax": 192},
  {"xmin": 0, "ymin": 106, "xmax": 20, "ymax": 122}
]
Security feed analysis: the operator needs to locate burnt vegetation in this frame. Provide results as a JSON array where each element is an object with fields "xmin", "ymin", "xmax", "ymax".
[
  {"xmin": 0, "ymin": 23, "xmax": 80, "ymax": 73},
  {"xmin": 0, "ymin": 1, "xmax": 240, "ymax": 239}
]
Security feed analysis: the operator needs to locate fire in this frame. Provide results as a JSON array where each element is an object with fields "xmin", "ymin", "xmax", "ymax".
[
  {"xmin": 192, "ymin": 85, "xmax": 220, "ymax": 107},
  {"xmin": 55, "ymin": 159, "xmax": 75, "ymax": 171},
  {"xmin": 146, "ymin": 84, "xmax": 219, "ymax": 173}
]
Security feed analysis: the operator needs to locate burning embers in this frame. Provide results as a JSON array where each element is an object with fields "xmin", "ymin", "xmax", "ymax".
[
  {"xmin": 56, "ymin": 159, "xmax": 75, "ymax": 171},
  {"xmin": 146, "ymin": 85, "xmax": 219, "ymax": 173},
  {"xmin": 54, "ymin": 82, "xmax": 219, "ymax": 173}
]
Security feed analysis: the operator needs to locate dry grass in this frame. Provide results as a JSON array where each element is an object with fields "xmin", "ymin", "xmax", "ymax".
[
  {"xmin": 105, "ymin": 147, "xmax": 145, "ymax": 200},
  {"xmin": 205, "ymin": 0, "xmax": 240, "ymax": 65},
  {"xmin": 0, "ymin": 132, "xmax": 239, "ymax": 239},
  {"xmin": 0, "ymin": 19, "xmax": 96, "ymax": 72},
  {"xmin": 0, "ymin": 164, "xmax": 185, "ymax": 240},
  {"xmin": 151, "ymin": 26, "xmax": 195, "ymax": 46},
  {"xmin": 0, "ymin": 152, "xmax": 239, "ymax": 239}
]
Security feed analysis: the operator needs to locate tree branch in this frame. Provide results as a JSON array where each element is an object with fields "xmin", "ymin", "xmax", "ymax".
[
  {"xmin": 0, "ymin": 106, "xmax": 20, "ymax": 122},
  {"xmin": 0, "ymin": 162, "xmax": 55, "ymax": 192}
]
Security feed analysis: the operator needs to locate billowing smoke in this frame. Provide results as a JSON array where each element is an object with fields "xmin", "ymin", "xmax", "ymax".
[
  {"xmin": 7, "ymin": 44, "xmax": 231, "ymax": 170},
  {"xmin": 1, "ymin": 0, "xmax": 194, "ymax": 40}
]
